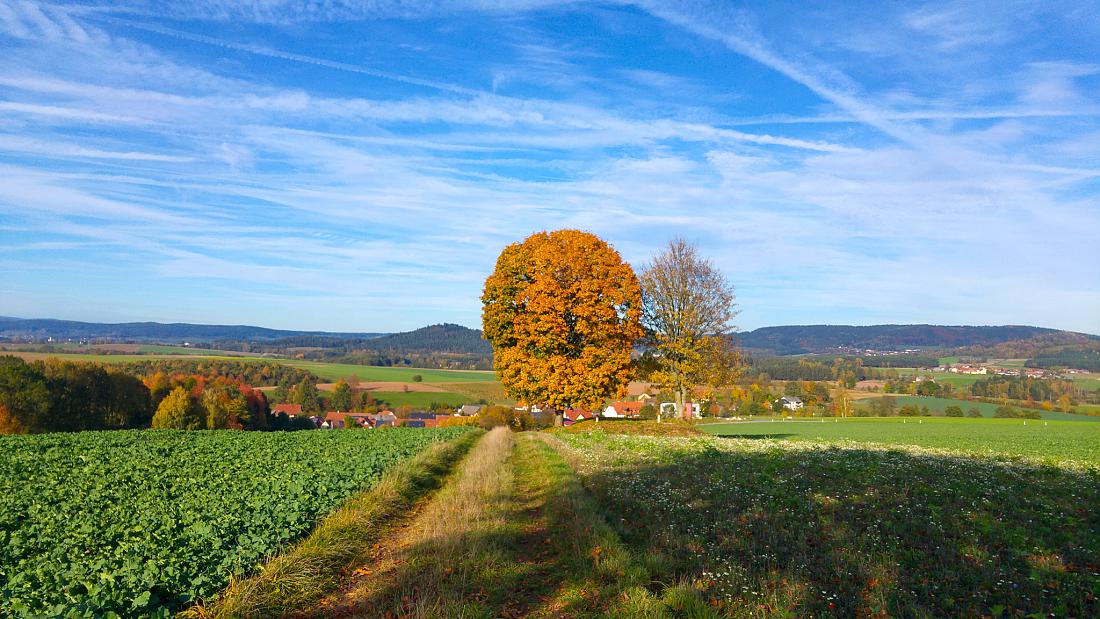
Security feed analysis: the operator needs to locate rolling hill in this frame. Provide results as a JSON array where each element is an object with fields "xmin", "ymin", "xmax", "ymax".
[{"xmin": 734, "ymin": 324, "xmax": 1099, "ymax": 355}]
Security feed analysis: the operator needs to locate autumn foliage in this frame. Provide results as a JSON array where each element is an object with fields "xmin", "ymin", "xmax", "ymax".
[{"xmin": 482, "ymin": 230, "xmax": 642, "ymax": 412}]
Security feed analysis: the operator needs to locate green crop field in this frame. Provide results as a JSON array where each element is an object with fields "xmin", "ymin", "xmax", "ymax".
[
  {"xmin": 873, "ymin": 395, "xmax": 1100, "ymax": 421},
  {"xmin": 369, "ymin": 390, "xmax": 473, "ymax": 408},
  {"xmin": 0, "ymin": 427, "xmax": 470, "ymax": 617},
  {"xmin": 278, "ymin": 361, "xmax": 496, "ymax": 383},
  {"xmin": 553, "ymin": 430, "xmax": 1100, "ymax": 616},
  {"xmin": 700, "ymin": 417, "xmax": 1100, "ymax": 465}
]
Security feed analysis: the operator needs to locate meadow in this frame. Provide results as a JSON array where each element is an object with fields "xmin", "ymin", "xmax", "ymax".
[
  {"xmin": 0, "ymin": 427, "xmax": 471, "ymax": 617},
  {"xmin": 872, "ymin": 395, "xmax": 1100, "ymax": 422},
  {"xmin": 554, "ymin": 430, "xmax": 1100, "ymax": 617},
  {"xmin": 700, "ymin": 417, "xmax": 1100, "ymax": 466}
]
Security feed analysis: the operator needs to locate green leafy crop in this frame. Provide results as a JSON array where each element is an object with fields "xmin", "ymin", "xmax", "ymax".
[{"xmin": 0, "ymin": 427, "xmax": 470, "ymax": 617}]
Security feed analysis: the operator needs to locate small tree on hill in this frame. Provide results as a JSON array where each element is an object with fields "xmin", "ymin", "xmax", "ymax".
[
  {"xmin": 329, "ymin": 379, "xmax": 354, "ymax": 411},
  {"xmin": 967, "ymin": 407, "xmax": 982, "ymax": 418},
  {"xmin": 944, "ymin": 405, "xmax": 964, "ymax": 417},
  {"xmin": 152, "ymin": 386, "xmax": 204, "ymax": 430},
  {"xmin": 290, "ymin": 378, "xmax": 321, "ymax": 413}
]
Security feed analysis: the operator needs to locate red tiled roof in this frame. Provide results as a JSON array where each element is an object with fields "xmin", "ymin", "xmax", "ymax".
[
  {"xmin": 563, "ymin": 408, "xmax": 594, "ymax": 421},
  {"xmin": 272, "ymin": 403, "xmax": 303, "ymax": 415},
  {"xmin": 608, "ymin": 401, "xmax": 642, "ymax": 417},
  {"xmin": 324, "ymin": 412, "xmax": 347, "ymax": 423}
]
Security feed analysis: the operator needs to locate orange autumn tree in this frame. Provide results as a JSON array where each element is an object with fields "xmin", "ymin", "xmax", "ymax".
[{"xmin": 482, "ymin": 230, "xmax": 643, "ymax": 418}]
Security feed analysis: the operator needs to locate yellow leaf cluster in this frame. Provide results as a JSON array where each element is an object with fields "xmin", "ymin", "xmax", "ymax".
[{"xmin": 482, "ymin": 230, "xmax": 642, "ymax": 411}]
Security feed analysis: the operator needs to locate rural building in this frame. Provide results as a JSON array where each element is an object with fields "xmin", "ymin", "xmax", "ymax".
[
  {"xmin": 602, "ymin": 401, "xmax": 642, "ymax": 418},
  {"xmin": 458, "ymin": 404, "xmax": 484, "ymax": 416},
  {"xmin": 950, "ymin": 364, "xmax": 988, "ymax": 375},
  {"xmin": 562, "ymin": 408, "xmax": 595, "ymax": 426},
  {"xmin": 323, "ymin": 412, "xmax": 347, "ymax": 429},
  {"xmin": 272, "ymin": 403, "xmax": 303, "ymax": 416},
  {"xmin": 780, "ymin": 396, "xmax": 804, "ymax": 411}
]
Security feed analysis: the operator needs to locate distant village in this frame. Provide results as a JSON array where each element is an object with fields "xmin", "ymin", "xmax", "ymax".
[{"xmin": 270, "ymin": 388, "xmax": 715, "ymax": 430}]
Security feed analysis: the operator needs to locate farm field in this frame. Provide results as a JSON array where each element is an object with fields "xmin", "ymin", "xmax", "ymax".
[
  {"xmin": 277, "ymin": 360, "xmax": 496, "ymax": 383},
  {"xmin": 553, "ymin": 430, "xmax": 1100, "ymax": 617},
  {"xmin": 0, "ymin": 427, "xmax": 471, "ymax": 617},
  {"xmin": 700, "ymin": 417, "xmax": 1100, "ymax": 465},
  {"xmin": 877, "ymin": 395, "xmax": 1100, "ymax": 421},
  {"xmin": 438, "ymin": 380, "xmax": 515, "ymax": 405},
  {"xmin": 368, "ymin": 390, "xmax": 473, "ymax": 408}
]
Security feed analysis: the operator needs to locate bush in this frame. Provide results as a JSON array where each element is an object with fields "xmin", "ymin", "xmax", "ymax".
[
  {"xmin": 944, "ymin": 405, "xmax": 964, "ymax": 417},
  {"xmin": 411, "ymin": 374, "xmax": 423, "ymax": 383},
  {"xmin": 899, "ymin": 404, "xmax": 919, "ymax": 417},
  {"xmin": 993, "ymin": 406, "xmax": 1019, "ymax": 419},
  {"xmin": 438, "ymin": 415, "xmax": 479, "ymax": 428},
  {"xmin": 476, "ymin": 405, "xmax": 534, "ymax": 431},
  {"xmin": 639, "ymin": 403, "xmax": 658, "ymax": 420},
  {"xmin": 967, "ymin": 408, "xmax": 982, "ymax": 418}
]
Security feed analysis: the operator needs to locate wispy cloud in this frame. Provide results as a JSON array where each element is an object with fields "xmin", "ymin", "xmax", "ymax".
[{"xmin": 0, "ymin": 0, "xmax": 1096, "ymax": 332}]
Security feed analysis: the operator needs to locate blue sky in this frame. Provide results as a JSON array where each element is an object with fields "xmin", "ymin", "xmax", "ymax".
[{"xmin": 1, "ymin": 1, "xmax": 1098, "ymax": 334}]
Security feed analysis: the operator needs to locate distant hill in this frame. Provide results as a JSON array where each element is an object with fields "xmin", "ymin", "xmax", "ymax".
[
  {"xmin": 735, "ymin": 324, "xmax": 1099, "ymax": 356},
  {"xmin": 0, "ymin": 317, "xmax": 383, "ymax": 342},
  {"xmin": 367, "ymin": 323, "xmax": 491, "ymax": 355}
]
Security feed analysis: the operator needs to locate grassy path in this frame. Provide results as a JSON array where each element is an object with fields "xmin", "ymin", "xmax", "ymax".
[{"xmin": 297, "ymin": 430, "xmax": 714, "ymax": 618}]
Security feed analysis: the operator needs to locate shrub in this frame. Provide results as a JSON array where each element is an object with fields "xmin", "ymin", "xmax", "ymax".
[
  {"xmin": 639, "ymin": 403, "xmax": 658, "ymax": 420},
  {"xmin": 967, "ymin": 407, "xmax": 983, "ymax": 418},
  {"xmin": 411, "ymin": 374, "xmax": 423, "ymax": 383},
  {"xmin": 899, "ymin": 404, "xmax": 919, "ymax": 417},
  {"xmin": 438, "ymin": 415, "xmax": 479, "ymax": 428},
  {"xmin": 944, "ymin": 405, "xmax": 964, "ymax": 417},
  {"xmin": 993, "ymin": 406, "xmax": 1019, "ymax": 419},
  {"xmin": 476, "ymin": 405, "xmax": 534, "ymax": 431}
]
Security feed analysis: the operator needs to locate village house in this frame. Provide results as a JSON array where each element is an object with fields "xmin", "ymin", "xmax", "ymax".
[
  {"xmin": 602, "ymin": 401, "xmax": 642, "ymax": 418},
  {"xmin": 562, "ymin": 408, "xmax": 596, "ymax": 426},
  {"xmin": 457, "ymin": 404, "xmax": 484, "ymax": 416},
  {"xmin": 780, "ymin": 396, "xmax": 804, "ymax": 411},
  {"xmin": 949, "ymin": 364, "xmax": 988, "ymax": 375},
  {"xmin": 271, "ymin": 403, "xmax": 302, "ymax": 416}
]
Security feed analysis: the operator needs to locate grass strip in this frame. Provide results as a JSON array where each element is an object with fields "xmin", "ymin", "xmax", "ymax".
[
  {"xmin": 182, "ymin": 428, "xmax": 483, "ymax": 618},
  {"xmin": 528, "ymin": 433, "xmax": 718, "ymax": 618}
]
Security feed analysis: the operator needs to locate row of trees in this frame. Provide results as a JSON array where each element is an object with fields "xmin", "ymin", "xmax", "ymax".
[
  {"xmin": 0, "ymin": 356, "xmax": 276, "ymax": 435},
  {"xmin": 111, "ymin": 359, "xmax": 318, "ymax": 387},
  {"xmin": 150, "ymin": 379, "xmax": 270, "ymax": 430},
  {"xmin": 0, "ymin": 357, "xmax": 152, "ymax": 434}
]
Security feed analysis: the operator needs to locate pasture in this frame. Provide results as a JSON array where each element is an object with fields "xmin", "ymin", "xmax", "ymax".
[
  {"xmin": 0, "ymin": 427, "xmax": 471, "ymax": 617},
  {"xmin": 700, "ymin": 417, "xmax": 1100, "ymax": 466}
]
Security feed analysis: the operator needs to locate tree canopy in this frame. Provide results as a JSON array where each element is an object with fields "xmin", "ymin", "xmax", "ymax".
[
  {"xmin": 639, "ymin": 238, "xmax": 739, "ymax": 416},
  {"xmin": 481, "ymin": 229, "xmax": 642, "ymax": 412}
]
